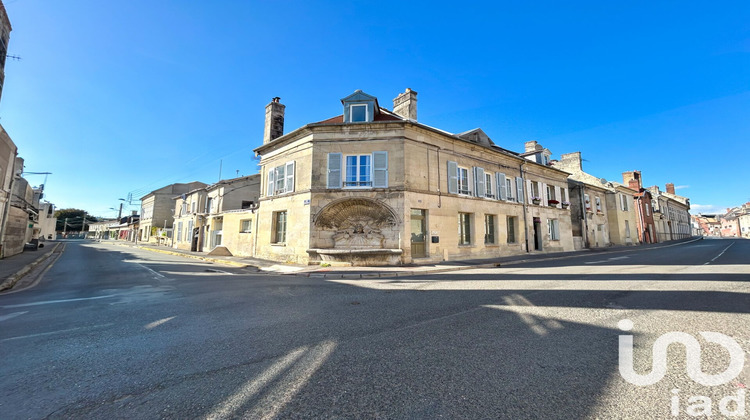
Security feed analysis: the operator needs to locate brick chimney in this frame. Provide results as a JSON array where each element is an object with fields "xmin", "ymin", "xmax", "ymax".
[
  {"xmin": 666, "ymin": 183, "xmax": 675, "ymax": 194},
  {"xmin": 622, "ymin": 171, "xmax": 642, "ymax": 191},
  {"xmin": 393, "ymin": 88, "xmax": 417, "ymax": 120},
  {"xmin": 263, "ymin": 97, "xmax": 285, "ymax": 145}
]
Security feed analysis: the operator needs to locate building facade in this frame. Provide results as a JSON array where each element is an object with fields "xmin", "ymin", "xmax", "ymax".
[
  {"xmin": 648, "ymin": 183, "xmax": 692, "ymax": 241},
  {"xmin": 253, "ymin": 89, "xmax": 574, "ymax": 266},
  {"xmin": 623, "ymin": 171, "xmax": 658, "ymax": 244},
  {"xmin": 139, "ymin": 182, "xmax": 206, "ymax": 243}
]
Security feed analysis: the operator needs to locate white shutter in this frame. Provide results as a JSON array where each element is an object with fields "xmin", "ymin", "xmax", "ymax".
[
  {"xmin": 554, "ymin": 186, "xmax": 561, "ymax": 207},
  {"xmin": 542, "ymin": 182, "xmax": 548, "ymax": 205},
  {"xmin": 554, "ymin": 219, "xmax": 560, "ymax": 239},
  {"xmin": 516, "ymin": 177, "xmax": 524, "ymax": 203},
  {"xmin": 373, "ymin": 151, "xmax": 388, "ymax": 188},
  {"xmin": 285, "ymin": 161, "xmax": 295, "ymax": 193},
  {"xmin": 474, "ymin": 167, "xmax": 485, "ymax": 198},
  {"xmin": 327, "ymin": 153, "xmax": 342, "ymax": 189},
  {"xmin": 497, "ymin": 173, "xmax": 507, "ymax": 200},
  {"xmin": 267, "ymin": 168, "xmax": 275, "ymax": 197},
  {"xmin": 527, "ymin": 180, "xmax": 534, "ymax": 201},
  {"xmin": 447, "ymin": 161, "xmax": 458, "ymax": 194}
]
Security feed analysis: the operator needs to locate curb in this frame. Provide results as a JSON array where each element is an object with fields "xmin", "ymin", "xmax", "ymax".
[{"xmin": 0, "ymin": 243, "xmax": 62, "ymax": 292}]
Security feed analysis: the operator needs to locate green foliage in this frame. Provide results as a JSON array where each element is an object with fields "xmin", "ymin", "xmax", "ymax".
[{"xmin": 54, "ymin": 208, "xmax": 99, "ymax": 231}]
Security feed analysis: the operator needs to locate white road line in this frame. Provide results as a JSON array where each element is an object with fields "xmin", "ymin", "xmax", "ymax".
[
  {"xmin": 137, "ymin": 263, "xmax": 165, "ymax": 278},
  {"xmin": 707, "ymin": 242, "xmax": 735, "ymax": 264},
  {"xmin": 0, "ymin": 311, "xmax": 28, "ymax": 322},
  {"xmin": 0, "ymin": 323, "xmax": 114, "ymax": 342},
  {"xmin": 0, "ymin": 295, "xmax": 117, "ymax": 309},
  {"xmin": 585, "ymin": 256, "xmax": 630, "ymax": 264}
]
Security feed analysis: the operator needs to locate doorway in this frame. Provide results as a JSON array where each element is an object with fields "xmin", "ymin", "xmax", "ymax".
[
  {"xmin": 533, "ymin": 217, "xmax": 542, "ymax": 251},
  {"xmin": 410, "ymin": 209, "xmax": 427, "ymax": 258}
]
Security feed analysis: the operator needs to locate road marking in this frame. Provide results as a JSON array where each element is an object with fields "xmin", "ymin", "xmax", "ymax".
[
  {"xmin": 0, "ymin": 323, "xmax": 114, "ymax": 342},
  {"xmin": 585, "ymin": 256, "xmax": 630, "ymax": 264},
  {"xmin": 0, "ymin": 311, "xmax": 28, "ymax": 322},
  {"xmin": 706, "ymin": 242, "xmax": 735, "ymax": 265},
  {"xmin": 137, "ymin": 263, "xmax": 165, "ymax": 278},
  {"xmin": 0, "ymin": 295, "xmax": 116, "ymax": 308},
  {"xmin": 145, "ymin": 316, "xmax": 176, "ymax": 330}
]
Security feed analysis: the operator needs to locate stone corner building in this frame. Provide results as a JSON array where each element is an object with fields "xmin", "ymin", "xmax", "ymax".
[{"xmin": 253, "ymin": 89, "xmax": 574, "ymax": 266}]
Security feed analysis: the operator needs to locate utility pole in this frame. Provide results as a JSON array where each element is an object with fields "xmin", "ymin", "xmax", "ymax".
[
  {"xmin": 63, "ymin": 217, "xmax": 68, "ymax": 235},
  {"xmin": 81, "ymin": 212, "xmax": 87, "ymax": 238}
]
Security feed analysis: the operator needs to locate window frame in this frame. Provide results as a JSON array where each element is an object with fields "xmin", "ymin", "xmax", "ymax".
[
  {"xmin": 484, "ymin": 214, "xmax": 496, "ymax": 244},
  {"xmin": 240, "ymin": 219, "xmax": 252, "ymax": 233},
  {"xmin": 344, "ymin": 154, "xmax": 373, "ymax": 188},
  {"xmin": 484, "ymin": 172, "xmax": 494, "ymax": 199},
  {"xmin": 458, "ymin": 212, "xmax": 472, "ymax": 246},
  {"xmin": 507, "ymin": 216, "xmax": 517, "ymax": 243},
  {"xmin": 349, "ymin": 103, "xmax": 368, "ymax": 122},
  {"xmin": 272, "ymin": 211, "xmax": 287, "ymax": 244},
  {"xmin": 457, "ymin": 166, "xmax": 471, "ymax": 195}
]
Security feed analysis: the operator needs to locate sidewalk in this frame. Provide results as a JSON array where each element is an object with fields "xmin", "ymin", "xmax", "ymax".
[
  {"xmin": 0, "ymin": 241, "xmax": 61, "ymax": 292},
  {"xmin": 102, "ymin": 237, "xmax": 703, "ymax": 280}
]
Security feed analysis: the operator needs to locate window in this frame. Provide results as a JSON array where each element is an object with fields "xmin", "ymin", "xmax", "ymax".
[
  {"xmin": 484, "ymin": 214, "xmax": 496, "ymax": 244},
  {"xmin": 191, "ymin": 201, "xmax": 196, "ymax": 213},
  {"xmin": 505, "ymin": 178, "xmax": 514, "ymax": 200},
  {"xmin": 206, "ymin": 197, "xmax": 213, "ymax": 214},
  {"xmin": 328, "ymin": 153, "xmax": 387, "ymax": 188},
  {"xmin": 530, "ymin": 181, "xmax": 541, "ymax": 202},
  {"xmin": 625, "ymin": 220, "xmax": 631, "ymax": 239},
  {"xmin": 584, "ymin": 194, "xmax": 591, "ymax": 211},
  {"xmin": 645, "ymin": 203, "xmax": 650, "ymax": 216},
  {"xmin": 272, "ymin": 211, "xmax": 287, "ymax": 244},
  {"xmin": 240, "ymin": 219, "xmax": 252, "ymax": 233},
  {"xmin": 620, "ymin": 194, "xmax": 629, "ymax": 211},
  {"xmin": 507, "ymin": 216, "xmax": 517, "ymax": 243},
  {"xmin": 349, "ymin": 104, "xmax": 367, "ymax": 122},
  {"xmin": 181, "ymin": 202, "xmax": 188, "ymax": 216},
  {"xmin": 595, "ymin": 196, "xmax": 602, "ymax": 212},
  {"xmin": 485, "ymin": 173, "xmax": 494, "ymax": 198},
  {"xmin": 547, "ymin": 185, "xmax": 556, "ymax": 201},
  {"xmin": 267, "ymin": 161, "xmax": 295, "ymax": 196},
  {"xmin": 458, "ymin": 167, "xmax": 470, "ymax": 195},
  {"xmin": 458, "ymin": 213, "xmax": 472, "ymax": 245},
  {"xmin": 548, "ymin": 219, "xmax": 560, "ymax": 240},
  {"xmin": 177, "ymin": 222, "xmax": 183, "ymax": 242},
  {"xmin": 345, "ymin": 155, "xmax": 372, "ymax": 187},
  {"xmin": 560, "ymin": 188, "xmax": 567, "ymax": 204},
  {"xmin": 241, "ymin": 201, "xmax": 254, "ymax": 209}
]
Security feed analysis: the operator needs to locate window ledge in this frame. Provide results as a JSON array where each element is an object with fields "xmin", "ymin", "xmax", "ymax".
[{"xmin": 271, "ymin": 243, "xmax": 287, "ymax": 247}]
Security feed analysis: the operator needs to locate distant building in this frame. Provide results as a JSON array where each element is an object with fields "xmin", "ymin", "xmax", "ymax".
[
  {"xmin": 0, "ymin": 123, "xmax": 17, "ymax": 256},
  {"xmin": 139, "ymin": 182, "xmax": 207, "ymax": 243},
  {"xmin": 623, "ymin": 171, "xmax": 657, "ymax": 244},
  {"xmin": 648, "ymin": 183, "xmax": 692, "ymax": 242}
]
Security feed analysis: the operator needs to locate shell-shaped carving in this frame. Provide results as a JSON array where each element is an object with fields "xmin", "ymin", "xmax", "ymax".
[{"xmin": 314, "ymin": 198, "xmax": 397, "ymax": 230}]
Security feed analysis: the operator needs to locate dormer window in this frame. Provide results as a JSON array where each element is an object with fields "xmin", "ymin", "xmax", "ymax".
[
  {"xmin": 350, "ymin": 104, "xmax": 368, "ymax": 122},
  {"xmin": 341, "ymin": 90, "xmax": 378, "ymax": 124}
]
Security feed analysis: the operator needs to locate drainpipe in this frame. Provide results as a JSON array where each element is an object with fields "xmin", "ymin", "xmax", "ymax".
[
  {"xmin": 520, "ymin": 161, "xmax": 529, "ymax": 252},
  {"xmin": 577, "ymin": 181, "xmax": 589, "ymax": 248}
]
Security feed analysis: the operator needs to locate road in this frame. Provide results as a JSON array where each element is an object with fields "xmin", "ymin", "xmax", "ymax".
[{"xmin": 1, "ymin": 238, "xmax": 748, "ymax": 419}]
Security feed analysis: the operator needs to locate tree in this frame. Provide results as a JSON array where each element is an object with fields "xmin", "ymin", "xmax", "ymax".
[{"xmin": 54, "ymin": 208, "xmax": 99, "ymax": 232}]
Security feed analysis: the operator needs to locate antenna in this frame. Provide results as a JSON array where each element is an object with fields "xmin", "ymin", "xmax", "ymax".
[{"xmin": 6, "ymin": 54, "xmax": 21, "ymax": 61}]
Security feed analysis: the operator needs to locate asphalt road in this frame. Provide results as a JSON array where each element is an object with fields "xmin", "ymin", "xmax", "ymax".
[{"xmin": 1, "ymin": 238, "xmax": 748, "ymax": 419}]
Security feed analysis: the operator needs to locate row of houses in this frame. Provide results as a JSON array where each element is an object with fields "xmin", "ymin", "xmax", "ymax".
[
  {"xmin": 0, "ymin": 126, "xmax": 57, "ymax": 257},
  {"xmin": 97, "ymin": 89, "xmax": 693, "ymax": 266},
  {"xmin": 693, "ymin": 203, "xmax": 750, "ymax": 239}
]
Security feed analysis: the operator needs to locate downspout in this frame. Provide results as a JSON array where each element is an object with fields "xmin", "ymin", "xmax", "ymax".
[
  {"xmin": 520, "ymin": 161, "xmax": 529, "ymax": 252},
  {"xmin": 578, "ymin": 181, "xmax": 589, "ymax": 248},
  {"xmin": 436, "ymin": 148, "xmax": 442, "ymax": 208}
]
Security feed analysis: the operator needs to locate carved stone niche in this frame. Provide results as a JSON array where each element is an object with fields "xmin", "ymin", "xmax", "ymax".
[{"xmin": 308, "ymin": 198, "xmax": 402, "ymax": 265}]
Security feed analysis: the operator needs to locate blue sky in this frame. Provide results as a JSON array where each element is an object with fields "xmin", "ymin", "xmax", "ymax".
[{"xmin": 2, "ymin": 0, "xmax": 748, "ymax": 218}]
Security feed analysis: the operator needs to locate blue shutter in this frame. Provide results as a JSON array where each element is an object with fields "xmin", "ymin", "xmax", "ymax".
[
  {"xmin": 267, "ymin": 168, "xmax": 275, "ymax": 197},
  {"xmin": 372, "ymin": 151, "xmax": 388, "ymax": 188},
  {"xmin": 447, "ymin": 161, "xmax": 458, "ymax": 194},
  {"xmin": 474, "ymin": 167, "xmax": 485, "ymax": 198},
  {"xmin": 327, "ymin": 153, "xmax": 342, "ymax": 189},
  {"xmin": 285, "ymin": 161, "xmax": 295, "ymax": 193},
  {"xmin": 497, "ymin": 173, "xmax": 507, "ymax": 200},
  {"xmin": 516, "ymin": 176, "xmax": 524, "ymax": 203}
]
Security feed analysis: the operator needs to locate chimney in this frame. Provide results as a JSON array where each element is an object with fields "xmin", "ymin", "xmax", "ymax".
[
  {"xmin": 263, "ymin": 97, "xmax": 285, "ymax": 145},
  {"xmin": 557, "ymin": 152, "xmax": 583, "ymax": 172},
  {"xmin": 666, "ymin": 183, "xmax": 675, "ymax": 194},
  {"xmin": 393, "ymin": 88, "xmax": 417, "ymax": 120},
  {"xmin": 524, "ymin": 141, "xmax": 541, "ymax": 153},
  {"xmin": 622, "ymin": 171, "xmax": 642, "ymax": 190}
]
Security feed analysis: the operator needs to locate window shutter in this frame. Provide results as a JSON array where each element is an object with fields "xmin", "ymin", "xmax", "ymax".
[
  {"xmin": 372, "ymin": 151, "xmax": 388, "ymax": 188},
  {"xmin": 554, "ymin": 220, "xmax": 560, "ymax": 239},
  {"xmin": 285, "ymin": 161, "xmax": 295, "ymax": 193},
  {"xmin": 497, "ymin": 173, "xmax": 507, "ymax": 200},
  {"xmin": 447, "ymin": 161, "xmax": 458, "ymax": 194},
  {"xmin": 527, "ymin": 180, "xmax": 534, "ymax": 201},
  {"xmin": 554, "ymin": 186, "xmax": 560, "ymax": 207},
  {"xmin": 516, "ymin": 177, "xmax": 524, "ymax": 203},
  {"xmin": 267, "ymin": 168, "xmax": 275, "ymax": 197},
  {"xmin": 542, "ymin": 183, "xmax": 548, "ymax": 205},
  {"xmin": 474, "ymin": 167, "xmax": 485, "ymax": 197},
  {"xmin": 327, "ymin": 153, "xmax": 342, "ymax": 189}
]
